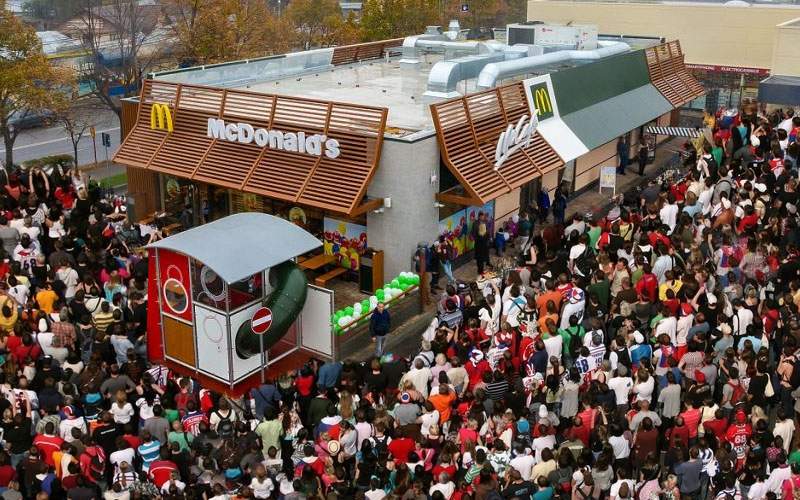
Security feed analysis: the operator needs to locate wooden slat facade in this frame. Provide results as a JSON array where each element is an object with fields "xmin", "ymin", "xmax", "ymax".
[
  {"xmin": 120, "ymin": 98, "xmax": 160, "ymax": 220},
  {"xmin": 331, "ymin": 39, "xmax": 403, "ymax": 66},
  {"xmin": 113, "ymin": 80, "xmax": 388, "ymax": 216},
  {"xmin": 430, "ymin": 82, "xmax": 564, "ymax": 204},
  {"xmin": 646, "ymin": 41, "xmax": 705, "ymax": 107}
]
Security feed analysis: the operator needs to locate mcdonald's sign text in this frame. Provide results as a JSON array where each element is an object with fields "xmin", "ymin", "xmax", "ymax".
[
  {"xmin": 494, "ymin": 111, "xmax": 539, "ymax": 170},
  {"xmin": 150, "ymin": 103, "xmax": 173, "ymax": 132}
]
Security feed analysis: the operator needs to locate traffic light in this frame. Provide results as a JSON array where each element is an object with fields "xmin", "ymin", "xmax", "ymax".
[{"xmin": 101, "ymin": 132, "xmax": 111, "ymax": 148}]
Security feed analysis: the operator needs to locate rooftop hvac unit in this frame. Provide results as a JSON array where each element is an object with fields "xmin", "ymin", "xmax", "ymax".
[{"xmin": 506, "ymin": 23, "xmax": 599, "ymax": 50}]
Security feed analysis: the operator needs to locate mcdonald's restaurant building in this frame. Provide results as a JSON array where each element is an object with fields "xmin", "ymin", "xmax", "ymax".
[{"xmin": 116, "ymin": 35, "xmax": 703, "ymax": 283}]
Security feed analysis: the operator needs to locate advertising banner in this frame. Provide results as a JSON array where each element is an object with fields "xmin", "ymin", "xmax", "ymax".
[{"xmin": 323, "ymin": 217, "xmax": 368, "ymax": 270}]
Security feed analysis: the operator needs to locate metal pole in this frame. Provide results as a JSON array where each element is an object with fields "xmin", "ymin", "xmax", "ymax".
[
  {"xmin": 92, "ymin": 135, "xmax": 98, "ymax": 168},
  {"xmin": 260, "ymin": 327, "xmax": 265, "ymax": 384}
]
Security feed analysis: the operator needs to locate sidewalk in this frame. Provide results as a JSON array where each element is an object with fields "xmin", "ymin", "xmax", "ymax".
[
  {"xmin": 452, "ymin": 136, "xmax": 687, "ymax": 284},
  {"xmin": 564, "ymin": 137, "xmax": 685, "ymax": 220}
]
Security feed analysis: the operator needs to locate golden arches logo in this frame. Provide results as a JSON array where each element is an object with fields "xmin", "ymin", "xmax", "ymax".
[
  {"xmin": 150, "ymin": 103, "xmax": 173, "ymax": 132},
  {"xmin": 534, "ymin": 88, "xmax": 552, "ymax": 115}
]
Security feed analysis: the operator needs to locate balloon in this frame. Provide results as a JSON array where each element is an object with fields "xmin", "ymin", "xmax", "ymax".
[
  {"xmin": 353, "ymin": 303, "xmax": 362, "ymax": 318},
  {"xmin": 375, "ymin": 289, "xmax": 385, "ymax": 300},
  {"xmin": 361, "ymin": 299, "xmax": 371, "ymax": 311},
  {"xmin": 344, "ymin": 306, "xmax": 354, "ymax": 316},
  {"xmin": 337, "ymin": 316, "xmax": 350, "ymax": 327},
  {"xmin": 390, "ymin": 279, "xmax": 400, "ymax": 288},
  {"xmin": 410, "ymin": 275, "xmax": 420, "ymax": 285},
  {"xmin": 369, "ymin": 295, "xmax": 378, "ymax": 304}
]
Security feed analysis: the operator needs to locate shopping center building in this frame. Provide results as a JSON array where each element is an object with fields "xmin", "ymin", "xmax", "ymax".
[
  {"xmin": 115, "ymin": 25, "xmax": 703, "ymax": 282},
  {"xmin": 527, "ymin": 0, "xmax": 800, "ymax": 111}
]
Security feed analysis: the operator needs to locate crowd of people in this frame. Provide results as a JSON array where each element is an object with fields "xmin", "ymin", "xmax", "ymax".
[{"xmin": 0, "ymin": 105, "xmax": 799, "ymax": 500}]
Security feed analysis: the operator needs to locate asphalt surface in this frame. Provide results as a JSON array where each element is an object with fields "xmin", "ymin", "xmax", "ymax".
[{"xmin": 1, "ymin": 105, "xmax": 122, "ymax": 167}]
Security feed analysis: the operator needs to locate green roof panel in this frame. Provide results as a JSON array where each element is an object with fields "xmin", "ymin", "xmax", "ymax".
[
  {"xmin": 550, "ymin": 50, "xmax": 651, "ymax": 116},
  {"xmin": 561, "ymin": 84, "xmax": 673, "ymax": 151}
]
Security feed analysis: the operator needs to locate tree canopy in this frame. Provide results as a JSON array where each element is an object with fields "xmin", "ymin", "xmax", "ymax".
[{"xmin": 0, "ymin": 7, "xmax": 72, "ymax": 167}]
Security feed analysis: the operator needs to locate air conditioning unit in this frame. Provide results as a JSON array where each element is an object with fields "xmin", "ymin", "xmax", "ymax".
[{"xmin": 506, "ymin": 22, "xmax": 599, "ymax": 50}]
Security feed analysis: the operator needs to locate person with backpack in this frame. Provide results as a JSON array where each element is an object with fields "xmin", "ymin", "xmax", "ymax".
[
  {"xmin": 558, "ymin": 314, "xmax": 585, "ymax": 369},
  {"xmin": 721, "ymin": 367, "xmax": 747, "ymax": 413}
]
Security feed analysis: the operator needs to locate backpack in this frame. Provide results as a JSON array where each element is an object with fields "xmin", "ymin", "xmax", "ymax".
[
  {"xmin": 212, "ymin": 409, "xmax": 233, "ymax": 431},
  {"xmin": 574, "ymin": 246, "xmax": 592, "ymax": 277},
  {"xmin": 728, "ymin": 381, "xmax": 747, "ymax": 406},
  {"xmin": 371, "ymin": 434, "xmax": 390, "ymax": 456},
  {"xmin": 83, "ymin": 446, "xmax": 106, "ymax": 481},
  {"xmin": 553, "ymin": 467, "xmax": 572, "ymax": 496},
  {"xmin": 568, "ymin": 326, "xmax": 585, "ymax": 356}
]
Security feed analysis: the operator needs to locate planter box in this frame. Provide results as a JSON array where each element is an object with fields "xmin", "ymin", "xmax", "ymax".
[{"xmin": 334, "ymin": 287, "xmax": 422, "ymax": 360}]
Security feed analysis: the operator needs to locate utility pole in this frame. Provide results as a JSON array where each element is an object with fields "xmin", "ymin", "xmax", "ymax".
[{"xmin": 90, "ymin": 126, "xmax": 98, "ymax": 168}]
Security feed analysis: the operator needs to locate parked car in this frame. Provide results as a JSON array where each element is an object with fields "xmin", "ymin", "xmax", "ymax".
[{"xmin": 7, "ymin": 109, "xmax": 57, "ymax": 130}]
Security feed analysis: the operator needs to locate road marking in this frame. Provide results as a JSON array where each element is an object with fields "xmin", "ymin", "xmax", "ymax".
[{"xmin": 0, "ymin": 127, "xmax": 120, "ymax": 154}]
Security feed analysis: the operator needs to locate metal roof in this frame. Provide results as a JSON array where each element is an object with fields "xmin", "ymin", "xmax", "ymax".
[
  {"xmin": 561, "ymin": 84, "xmax": 673, "ymax": 150},
  {"xmin": 758, "ymin": 74, "xmax": 800, "ymax": 106},
  {"xmin": 114, "ymin": 80, "xmax": 388, "ymax": 215},
  {"xmin": 148, "ymin": 212, "xmax": 321, "ymax": 283}
]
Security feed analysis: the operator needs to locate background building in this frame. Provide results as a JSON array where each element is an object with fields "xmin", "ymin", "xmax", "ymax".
[{"xmin": 527, "ymin": 0, "xmax": 800, "ymax": 112}]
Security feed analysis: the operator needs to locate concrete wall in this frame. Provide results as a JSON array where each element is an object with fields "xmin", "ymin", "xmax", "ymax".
[
  {"xmin": 366, "ymin": 135, "xmax": 441, "ymax": 279},
  {"xmin": 527, "ymin": 1, "xmax": 800, "ymax": 70},
  {"xmin": 772, "ymin": 19, "xmax": 800, "ymax": 77}
]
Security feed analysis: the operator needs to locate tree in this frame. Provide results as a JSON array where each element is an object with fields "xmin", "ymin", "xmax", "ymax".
[
  {"xmin": 285, "ymin": 0, "xmax": 343, "ymax": 49},
  {"xmin": 0, "ymin": 8, "xmax": 72, "ymax": 167},
  {"xmin": 78, "ymin": 0, "xmax": 164, "ymax": 125},
  {"xmin": 359, "ymin": 0, "xmax": 439, "ymax": 41},
  {"xmin": 167, "ymin": 0, "xmax": 295, "ymax": 65},
  {"xmin": 59, "ymin": 99, "xmax": 96, "ymax": 168}
]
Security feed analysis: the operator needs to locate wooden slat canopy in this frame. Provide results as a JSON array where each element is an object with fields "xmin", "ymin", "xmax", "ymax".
[
  {"xmin": 331, "ymin": 39, "xmax": 403, "ymax": 66},
  {"xmin": 646, "ymin": 41, "xmax": 705, "ymax": 107},
  {"xmin": 430, "ymin": 82, "xmax": 563, "ymax": 204},
  {"xmin": 114, "ymin": 80, "xmax": 388, "ymax": 215}
]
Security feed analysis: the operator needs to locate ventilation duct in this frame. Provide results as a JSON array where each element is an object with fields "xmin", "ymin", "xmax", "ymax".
[
  {"xmin": 424, "ymin": 43, "xmax": 529, "ymax": 99},
  {"xmin": 476, "ymin": 41, "xmax": 630, "ymax": 89}
]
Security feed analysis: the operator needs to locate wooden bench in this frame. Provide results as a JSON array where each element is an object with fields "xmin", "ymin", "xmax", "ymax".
[{"xmin": 314, "ymin": 267, "xmax": 347, "ymax": 287}]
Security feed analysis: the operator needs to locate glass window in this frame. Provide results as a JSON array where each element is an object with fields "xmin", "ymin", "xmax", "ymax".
[{"xmin": 192, "ymin": 259, "xmax": 228, "ymax": 311}]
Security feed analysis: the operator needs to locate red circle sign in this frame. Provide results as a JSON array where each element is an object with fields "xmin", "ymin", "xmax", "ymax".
[{"xmin": 251, "ymin": 307, "xmax": 272, "ymax": 335}]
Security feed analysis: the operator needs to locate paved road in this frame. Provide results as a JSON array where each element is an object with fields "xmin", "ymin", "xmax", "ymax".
[{"xmin": 1, "ymin": 105, "xmax": 122, "ymax": 167}]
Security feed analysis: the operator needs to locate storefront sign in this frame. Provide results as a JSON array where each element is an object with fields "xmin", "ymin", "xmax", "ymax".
[
  {"xmin": 685, "ymin": 64, "xmax": 770, "ymax": 76},
  {"xmin": 150, "ymin": 103, "xmax": 173, "ymax": 132},
  {"xmin": 599, "ymin": 166, "xmax": 616, "ymax": 193},
  {"xmin": 522, "ymin": 74, "xmax": 560, "ymax": 121},
  {"xmin": 494, "ymin": 112, "xmax": 539, "ymax": 170},
  {"xmin": 206, "ymin": 118, "xmax": 341, "ymax": 159}
]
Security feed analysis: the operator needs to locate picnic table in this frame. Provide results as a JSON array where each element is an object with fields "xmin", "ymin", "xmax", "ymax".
[{"xmin": 298, "ymin": 253, "xmax": 336, "ymax": 271}]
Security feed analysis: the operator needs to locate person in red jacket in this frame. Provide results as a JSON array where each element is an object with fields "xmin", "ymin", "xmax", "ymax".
[
  {"xmin": 387, "ymin": 427, "xmax": 416, "ymax": 464},
  {"xmin": 464, "ymin": 350, "xmax": 490, "ymax": 391},
  {"xmin": 666, "ymin": 416, "xmax": 691, "ymax": 448},
  {"xmin": 635, "ymin": 263, "xmax": 659, "ymax": 303},
  {"xmin": 702, "ymin": 409, "xmax": 729, "ymax": 449},
  {"xmin": 32, "ymin": 421, "xmax": 63, "ymax": 467},
  {"xmin": 725, "ymin": 411, "xmax": 752, "ymax": 470},
  {"xmin": 148, "ymin": 449, "xmax": 178, "ymax": 489}
]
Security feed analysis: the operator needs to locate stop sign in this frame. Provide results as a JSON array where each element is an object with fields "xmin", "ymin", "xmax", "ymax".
[{"xmin": 251, "ymin": 307, "xmax": 273, "ymax": 335}]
